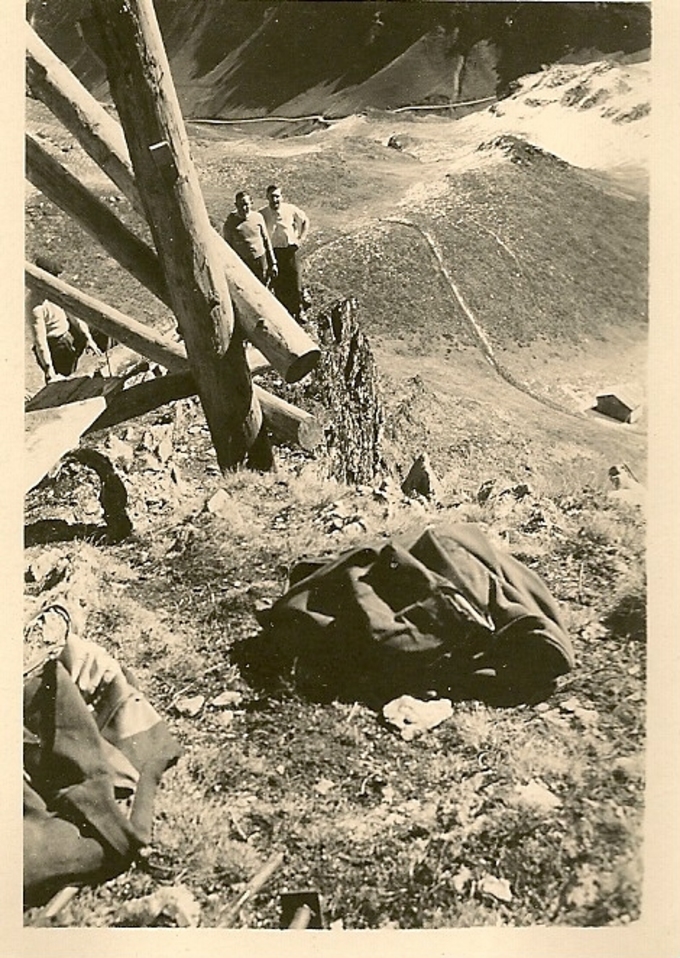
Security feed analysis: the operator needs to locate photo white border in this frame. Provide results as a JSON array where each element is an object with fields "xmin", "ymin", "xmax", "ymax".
[{"xmin": 2, "ymin": 1, "xmax": 678, "ymax": 955}]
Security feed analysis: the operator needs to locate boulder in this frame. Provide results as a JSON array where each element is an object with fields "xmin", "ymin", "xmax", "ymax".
[{"xmin": 401, "ymin": 453, "xmax": 442, "ymax": 500}]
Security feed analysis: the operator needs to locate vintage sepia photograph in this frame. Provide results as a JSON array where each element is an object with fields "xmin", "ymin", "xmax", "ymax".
[{"xmin": 9, "ymin": 0, "xmax": 677, "ymax": 950}]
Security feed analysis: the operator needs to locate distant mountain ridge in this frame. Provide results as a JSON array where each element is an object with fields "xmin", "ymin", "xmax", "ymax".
[{"xmin": 28, "ymin": 1, "xmax": 650, "ymax": 119}]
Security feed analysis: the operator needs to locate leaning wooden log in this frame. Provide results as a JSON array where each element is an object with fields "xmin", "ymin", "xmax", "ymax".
[
  {"xmin": 26, "ymin": 263, "xmax": 265, "ymax": 377},
  {"xmin": 25, "ymin": 373, "xmax": 125, "ymax": 414},
  {"xmin": 25, "ymin": 23, "xmax": 143, "ymax": 215},
  {"xmin": 86, "ymin": 371, "xmax": 323, "ymax": 451},
  {"xmin": 252, "ymin": 385, "xmax": 323, "ymax": 451},
  {"xmin": 213, "ymin": 238, "xmax": 320, "ymax": 383},
  {"xmin": 86, "ymin": 370, "xmax": 196, "ymax": 431},
  {"xmin": 24, "ymin": 369, "xmax": 322, "ymax": 450},
  {"xmin": 25, "ymin": 133, "xmax": 168, "ymax": 304},
  {"xmin": 85, "ymin": 0, "xmax": 271, "ymax": 471},
  {"xmin": 34, "ymin": 23, "xmax": 319, "ymax": 383}
]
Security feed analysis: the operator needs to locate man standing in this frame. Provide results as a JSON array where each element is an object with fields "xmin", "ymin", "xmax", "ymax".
[
  {"xmin": 260, "ymin": 184, "xmax": 310, "ymax": 323},
  {"xmin": 222, "ymin": 191, "xmax": 277, "ymax": 285},
  {"xmin": 28, "ymin": 256, "xmax": 102, "ymax": 385}
]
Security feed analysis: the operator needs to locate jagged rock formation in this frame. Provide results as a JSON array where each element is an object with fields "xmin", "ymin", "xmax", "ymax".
[{"xmin": 304, "ymin": 298, "xmax": 384, "ymax": 486}]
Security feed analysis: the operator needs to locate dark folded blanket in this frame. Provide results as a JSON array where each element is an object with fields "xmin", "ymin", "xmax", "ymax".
[{"xmin": 240, "ymin": 522, "xmax": 574, "ymax": 707}]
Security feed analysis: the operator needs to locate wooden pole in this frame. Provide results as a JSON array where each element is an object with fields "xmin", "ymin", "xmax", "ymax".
[
  {"xmin": 212, "ymin": 239, "xmax": 320, "ymax": 383},
  {"xmin": 86, "ymin": 371, "xmax": 197, "ymax": 431},
  {"xmin": 86, "ymin": 372, "xmax": 323, "ymax": 451},
  {"xmin": 251, "ymin": 385, "xmax": 323, "ymax": 451},
  {"xmin": 218, "ymin": 851, "xmax": 285, "ymax": 927},
  {"xmin": 86, "ymin": 0, "xmax": 269, "ymax": 471},
  {"xmin": 25, "ymin": 263, "xmax": 322, "ymax": 449},
  {"xmin": 30, "ymin": 27, "xmax": 319, "ymax": 383},
  {"xmin": 25, "ymin": 23, "xmax": 144, "ymax": 215},
  {"xmin": 25, "ymin": 133, "xmax": 168, "ymax": 304}
]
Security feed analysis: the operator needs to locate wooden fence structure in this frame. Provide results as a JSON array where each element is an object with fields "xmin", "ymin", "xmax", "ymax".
[{"xmin": 25, "ymin": 0, "xmax": 322, "ymax": 487}]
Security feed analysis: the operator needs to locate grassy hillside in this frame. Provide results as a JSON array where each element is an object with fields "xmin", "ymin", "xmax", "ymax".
[
  {"xmin": 24, "ymin": 424, "xmax": 647, "ymax": 928},
  {"xmin": 304, "ymin": 138, "xmax": 647, "ymax": 347}
]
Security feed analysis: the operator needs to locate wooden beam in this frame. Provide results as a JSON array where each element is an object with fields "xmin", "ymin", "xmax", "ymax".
[
  {"xmin": 25, "ymin": 363, "xmax": 321, "ymax": 450},
  {"xmin": 24, "ymin": 262, "xmax": 317, "ymax": 446},
  {"xmin": 86, "ymin": 371, "xmax": 195, "ymax": 431},
  {"xmin": 25, "ymin": 372, "xmax": 125, "ymax": 413},
  {"xmin": 214, "ymin": 238, "xmax": 320, "ymax": 383},
  {"xmin": 34, "ymin": 25, "xmax": 319, "ymax": 383},
  {"xmin": 25, "ymin": 23, "xmax": 144, "ymax": 215},
  {"xmin": 25, "ymin": 265, "xmax": 271, "ymax": 387},
  {"xmin": 252, "ymin": 384, "xmax": 324, "ymax": 451},
  {"xmin": 25, "ymin": 133, "xmax": 168, "ymax": 304},
  {"xmin": 84, "ymin": 372, "xmax": 322, "ymax": 451},
  {"xmin": 86, "ymin": 0, "xmax": 271, "ymax": 471}
]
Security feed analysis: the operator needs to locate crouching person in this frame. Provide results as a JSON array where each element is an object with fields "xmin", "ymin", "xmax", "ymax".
[{"xmin": 28, "ymin": 255, "xmax": 102, "ymax": 385}]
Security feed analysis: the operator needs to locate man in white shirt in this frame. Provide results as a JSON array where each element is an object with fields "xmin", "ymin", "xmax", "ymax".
[
  {"xmin": 28, "ymin": 256, "xmax": 102, "ymax": 385},
  {"xmin": 260, "ymin": 185, "xmax": 310, "ymax": 324}
]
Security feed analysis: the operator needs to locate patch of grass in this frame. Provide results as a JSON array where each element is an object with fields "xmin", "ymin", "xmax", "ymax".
[
  {"xmin": 23, "ymin": 272, "xmax": 647, "ymax": 929},
  {"xmin": 24, "ymin": 452, "xmax": 646, "ymax": 928},
  {"xmin": 308, "ymin": 223, "xmax": 477, "ymax": 351}
]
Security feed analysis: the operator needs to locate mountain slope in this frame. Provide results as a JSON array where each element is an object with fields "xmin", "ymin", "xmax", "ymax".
[{"xmin": 28, "ymin": 1, "xmax": 651, "ymax": 118}]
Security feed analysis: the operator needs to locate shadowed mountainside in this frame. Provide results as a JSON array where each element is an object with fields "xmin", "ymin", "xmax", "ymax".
[{"xmin": 28, "ymin": 1, "xmax": 650, "ymax": 118}]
